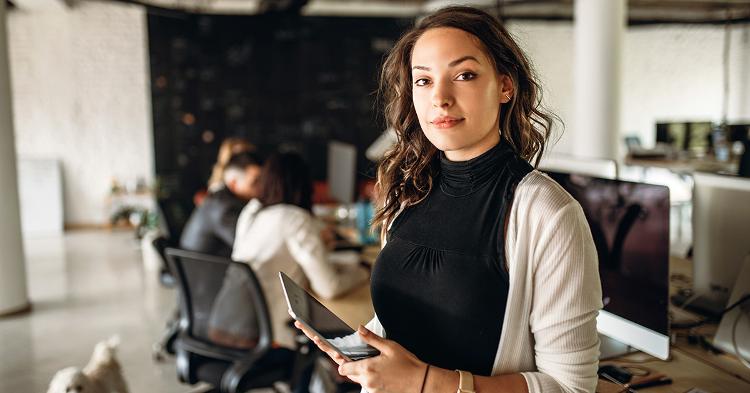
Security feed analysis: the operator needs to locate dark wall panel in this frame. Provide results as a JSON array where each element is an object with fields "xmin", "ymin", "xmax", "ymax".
[{"xmin": 148, "ymin": 13, "xmax": 412, "ymax": 203}]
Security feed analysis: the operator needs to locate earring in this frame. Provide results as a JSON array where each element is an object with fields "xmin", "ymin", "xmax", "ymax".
[{"xmin": 504, "ymin": 93, "xmax": 511, "ymax": 102}]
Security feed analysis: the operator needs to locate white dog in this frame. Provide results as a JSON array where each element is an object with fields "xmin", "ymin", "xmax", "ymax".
[{"xmin": 47, "ymin": 336, "xmax": 129, "ymax": 393}]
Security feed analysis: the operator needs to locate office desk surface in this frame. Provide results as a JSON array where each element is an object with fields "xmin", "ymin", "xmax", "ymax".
[
  {"xmin": 602, "ymin": 347, "xmax": 750, "ymax": 392},
  {"xmin": 625, "ymin": 156, "xmax": 738, "ymax": 175}
]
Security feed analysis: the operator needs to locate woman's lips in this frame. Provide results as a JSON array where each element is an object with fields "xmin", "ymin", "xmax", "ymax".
[{"xmin": 431, "ymin": 117, "xmax": 464, "ymax": 129}]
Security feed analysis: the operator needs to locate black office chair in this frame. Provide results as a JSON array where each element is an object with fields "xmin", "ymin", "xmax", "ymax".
[
  {"xmin": 156, "ymin": 196, "xmax": 192, "ymax": 242},
  {"xmin": 151, "ymin": 235, "xmax": 181, "ymax": 361},
  {"xmin": 165, "ymin": 248, "xmax": 311, "ymax": 393},
  {"xmin": 150, "ymin": 197, "xmax": 191, "ymax": 360},
  {"xmin": 152, "ymin": 235, "xmax": 177, "ymax": 287}
]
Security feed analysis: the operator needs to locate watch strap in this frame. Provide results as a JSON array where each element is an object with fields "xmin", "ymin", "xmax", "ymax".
[{"xmin": 455, "ymin": 370, "xmax": 475, "ymax": 393}]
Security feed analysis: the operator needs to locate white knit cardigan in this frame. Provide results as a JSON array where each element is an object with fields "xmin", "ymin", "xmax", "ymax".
[{"xmin": 364, "ymin": 170, "xmax": 603, "ymax": 393}]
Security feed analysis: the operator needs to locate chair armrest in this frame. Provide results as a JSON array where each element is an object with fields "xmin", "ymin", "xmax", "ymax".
[
  {"xmin": 177, "ymin": 334, "xmax": 250, "ymax": 362},
  {"xmin": 219, "ymin": 344, "xmax": 272, "ymax": 393}
]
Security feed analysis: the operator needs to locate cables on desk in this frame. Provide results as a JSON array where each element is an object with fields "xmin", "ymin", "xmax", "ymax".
[
  {"xmin": 732, "ymin": 304, "xmax": 750, "ymax": 370},
  {"xmin": 671, "ymin": 294, "xmax": 750, "ymax": 330}
]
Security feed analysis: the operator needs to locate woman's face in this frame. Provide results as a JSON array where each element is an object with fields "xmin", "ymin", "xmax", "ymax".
[{"xmin": 411, "ymin": 27, "xmax": 512, "ymax": 161}]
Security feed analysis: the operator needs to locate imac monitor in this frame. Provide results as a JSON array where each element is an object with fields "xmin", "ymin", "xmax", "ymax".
[
  {"xmin": 656, "ymin": 122, "xmax": 687, "ymax": 151},
  {"xmin": 729, "ymin": 125, "xmax": 750, "ymax": 177},
  {"xmin": 692, "ymin": 173, "xmax": 750, "ymax": 308},
  {"xmin": 727, "ymin": 124, "xmax": 750, "ymax": 143},
  {"xmin": 740, "ymin": 139, "xmax": 750, "ymax": 178},
  {"xmin": 686, "ymin": 122, "xmax": 713, "ymax": 156},
  {"xmin": 327, "ymin": 141, "xmax": 357, "ymax": 204},
  {"xmin": 545, "ymin": 171, "xmax": 671, "ymax": 360}
]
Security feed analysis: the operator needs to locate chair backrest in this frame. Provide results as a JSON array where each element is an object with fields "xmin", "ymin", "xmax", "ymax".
[
  {"xmin": 152, "ymin": 235, "xmax": 176, "ymax": 286},
  {"xmin": 165, "ymin": 248, "xmax": 273, "ymax": 352},
  {"xmin": 156, "ymin": 197, "xmax": 192, "ymax": 242}
]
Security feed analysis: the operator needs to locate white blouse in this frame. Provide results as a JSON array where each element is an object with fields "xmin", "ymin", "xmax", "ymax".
[
  {"xmin": 232, "ymin": 199, "xmax": 369, "ymax": 349},
  {"xmin": 365, "ymin": 170, "xmax": 603, "ymax": 393}
]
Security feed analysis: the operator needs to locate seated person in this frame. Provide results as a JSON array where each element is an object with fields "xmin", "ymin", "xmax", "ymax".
[
  {"xmin": 179, "ymin": 152, "xmax": 262, "ymax": 257},
  {"xmin": 232, "ymin": 151, "xmax": 369, "ymax": 349}
]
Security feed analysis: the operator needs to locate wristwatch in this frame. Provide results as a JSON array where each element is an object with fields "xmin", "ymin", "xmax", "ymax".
[{"xmin": 456, "ymin": 370, "xmax": 475, "ymax": 393}]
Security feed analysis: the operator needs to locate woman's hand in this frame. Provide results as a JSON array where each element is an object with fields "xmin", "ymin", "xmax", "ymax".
[
  {"xmin": 294, "ymin": 320, "xmax": 348, "ymax": 365},
  {"xmin": 294, "ymin": 322, "xmax": 428, "ymax": 393}
]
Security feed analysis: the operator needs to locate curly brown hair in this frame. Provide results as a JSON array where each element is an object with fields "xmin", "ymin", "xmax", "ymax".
[{"xmin": 373, "ymin": 6, "xmax": 556, "ymax": 239}]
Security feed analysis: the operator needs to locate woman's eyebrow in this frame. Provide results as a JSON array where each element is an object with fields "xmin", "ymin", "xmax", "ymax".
[
  {"xmin": 412, "ymin": 55, "xmax": 481, "ymax": 71},
  {"xmin": 449, "ymin": 55, "xmax": 480, "ymax": 67}
]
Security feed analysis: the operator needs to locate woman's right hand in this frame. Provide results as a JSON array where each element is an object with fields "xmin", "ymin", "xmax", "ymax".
[{"xmin": 294, "ymin": 320, "xmax": 348, "ymax": 365}]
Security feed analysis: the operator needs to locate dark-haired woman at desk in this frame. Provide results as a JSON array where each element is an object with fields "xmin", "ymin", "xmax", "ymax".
[
  {"xmin": 296, "ymin": 6, "xmax": 602, "ymax": 393},
  {"xmin": 233, "ymin": 152, "xmax": 369, "ymax": 349}
]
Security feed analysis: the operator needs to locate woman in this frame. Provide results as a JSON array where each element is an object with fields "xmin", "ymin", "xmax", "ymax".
[
  {"xmin": 233, "ymin": 152, "xmax": 369, "ymax": 349},
  {"xmin": 296, "ymin": 6, "xmax": 602, "ymax": 393}
]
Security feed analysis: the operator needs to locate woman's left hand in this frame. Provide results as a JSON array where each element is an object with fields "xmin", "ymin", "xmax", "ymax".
[{"xmin": 338, "ymin": 325, "xmax": 427, "ymax": 393}]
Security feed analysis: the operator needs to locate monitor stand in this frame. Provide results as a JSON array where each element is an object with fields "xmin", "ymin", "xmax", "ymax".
[{"xmin": 599, "ymin": 334, "xmax": 637, "ymax": 360}]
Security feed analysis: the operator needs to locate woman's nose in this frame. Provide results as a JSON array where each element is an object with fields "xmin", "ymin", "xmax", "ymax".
[{"xmin": 431, "ymin": 82, "xmax": 453, "ymax": 108}]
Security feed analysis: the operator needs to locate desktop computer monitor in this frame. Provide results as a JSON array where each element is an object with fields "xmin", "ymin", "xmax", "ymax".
[
  {"xmin": 656, "ymin": 122, "xmax": 687, "ymax": 151},
  {"xmin": 538, "ymin": 154, "xmax": 618, "ymax": 179},
  {"xmin": 692, "ymin": 172, "xmax": 750, "ymax": 310},
  {"xmin": 655, "ymin": 121, "xmax": 714, "ymax": 155},
  {"xmin": 545, "ymin": 171, "xmax": 671, "ymax": 360},
  {"xmin": 740, "ymin": 140, "xmax": 750, "ymax": 178},
  {"xmin": 327, "ymin": 141, "xmax": 357, "ymax": 204},
  {"xmin": 727, "ymin": 124, "xmax": 750, "ymax": 143},
  {"xmin": 686, "ymin": 122, "xmax": 713, "ymax": 156}
]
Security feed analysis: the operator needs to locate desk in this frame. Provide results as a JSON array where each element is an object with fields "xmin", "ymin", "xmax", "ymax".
[
  {"xmin": 625, "ymin": 156, "xmax": 738, "ymax": 175},
  {"xmin": 600, "ymin": 346, "xmax": 750, "ymax": 392},
  {"xmin": 322, "ymin": 283, "xmax": 374, "ymax": 329},
  {"xmin": 318, "ymin": 251, "xmax": 750, "ymax": 392}
]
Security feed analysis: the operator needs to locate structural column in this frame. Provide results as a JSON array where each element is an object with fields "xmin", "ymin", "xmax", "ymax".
[
  {"xmin": 728, "ymin": 25, "xmax": 750, "ymax": 121},
  {"xmin": 0, "ymin": 1, "xmax": 30, "ymax": 316},
  {"xmin": 573, "ymin": 0, "xmax": 626, "ymax": 160}
]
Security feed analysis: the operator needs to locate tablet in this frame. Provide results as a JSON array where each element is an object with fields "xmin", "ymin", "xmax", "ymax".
[{"xmin": 278, "ymin": 271, "xmax": 380, "ymax": 361}]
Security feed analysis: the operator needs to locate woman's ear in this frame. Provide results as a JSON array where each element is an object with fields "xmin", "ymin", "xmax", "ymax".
[{"xmin": 498, "ymin": 74, "xmax": 514, "ymax": 104}]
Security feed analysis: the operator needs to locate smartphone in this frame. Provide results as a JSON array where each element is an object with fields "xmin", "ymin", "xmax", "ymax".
[
  {"xmin": 278, "ymin": 271, "xmax": 380, "ymax": 361},
  {"xmin": 597, "ymin": 365, "xmax": 632, "ymax": 384}
]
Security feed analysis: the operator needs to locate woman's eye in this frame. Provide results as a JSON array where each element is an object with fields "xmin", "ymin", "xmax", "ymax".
[
  {"xmin": 456, "ymin": 72, "xmax": 477, "ymax": 81},
  {"xmin": 414, "ymin": 78, "xmax": 430, "ymax": 87}
]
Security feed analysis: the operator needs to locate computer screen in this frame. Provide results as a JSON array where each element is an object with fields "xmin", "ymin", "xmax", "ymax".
[
  {"xmin": 327, "ymin": 141, "xmax": 357, "ymax": 204},
  {"xmin": 686, "ymin": 122, "xmax": 713, "ymax": 155},
  {"xmin": 692, "ymin": 172, "xmax": 750, "ymax": 306},
  {"xmin": 656, "ymin": 122, "xmax": 687, "ymax": 150},
  {"xmin": 727, "ymin": 124, "xmax": 750, "ymax": 143},
  {"xmin": 734, "ymin": 125, "xmax": 750, "ymax": 178},
  {"xmin": 740, "ymin": 140, "xmax": 750, "ymax": 178},
  {"xmin": 545, "ymin": 171, "xmax": 671, "ymax": 359}
]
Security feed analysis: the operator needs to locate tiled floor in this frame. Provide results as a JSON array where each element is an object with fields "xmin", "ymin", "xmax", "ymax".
[{"xmin": 0, "ymin": 229, "xmax": 209, "ymax": 393}]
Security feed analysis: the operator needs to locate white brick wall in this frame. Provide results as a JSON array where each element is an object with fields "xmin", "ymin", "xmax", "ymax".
[{"xmin": 8, "ymin": 0, "xmax": 153, "ymax": 226}]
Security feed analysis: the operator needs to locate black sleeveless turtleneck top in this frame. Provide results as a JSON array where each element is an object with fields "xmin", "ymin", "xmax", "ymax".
[{"xmin": 370, "ymin": 142, "xmax": 533, "ymax": 376}]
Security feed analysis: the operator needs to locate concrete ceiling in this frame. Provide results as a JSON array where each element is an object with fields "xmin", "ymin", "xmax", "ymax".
[{"xmin": 9, "ymin": 0, "xmax": 750, "ymax": 24}]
